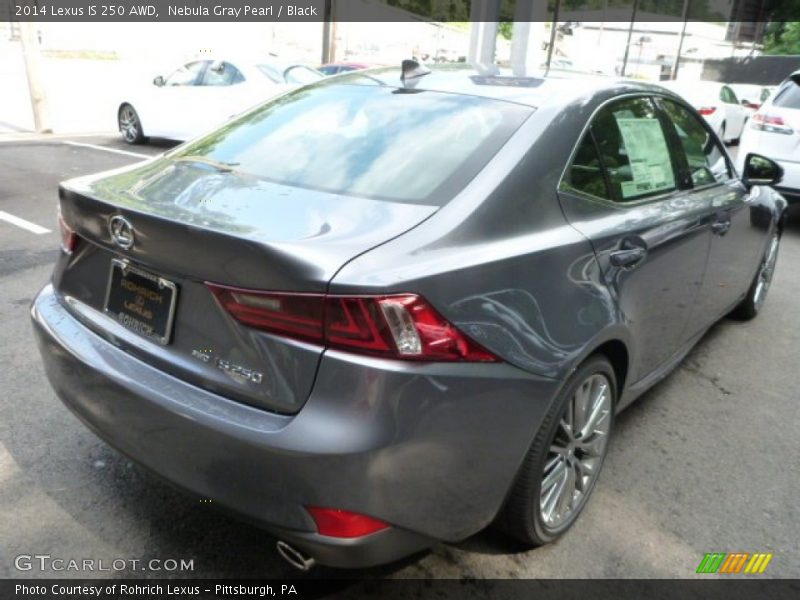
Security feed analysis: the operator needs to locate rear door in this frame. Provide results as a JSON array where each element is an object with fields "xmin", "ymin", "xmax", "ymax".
[
  {"xmin": 152, "ymin": 61, "xmax": 208, "ymax": 139},
  {"xmin": 558, "ymin": 95, "xmax": 713, "ymax": 383},
  {"xmin": 659, "ymin": 98, "xmax": 768, "ymax": 327},
  {"xmin": 721, "ymin": 85, "xmax": 747, "ymax": 139}
]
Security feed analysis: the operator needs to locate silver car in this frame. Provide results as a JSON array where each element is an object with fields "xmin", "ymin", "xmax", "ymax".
[{"xmin": 32, "ymin": 63, "xmax": 787, "ymax": 569}]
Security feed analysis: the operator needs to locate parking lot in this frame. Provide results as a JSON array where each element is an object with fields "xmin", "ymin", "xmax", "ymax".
[{"xmin": 1, "ymin": 135, "xmax": 798, "ymax": 581}]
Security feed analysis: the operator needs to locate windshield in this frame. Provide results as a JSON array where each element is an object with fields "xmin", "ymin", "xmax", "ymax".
[
  {"xmin": 283, "ymin": 65, "xmax": 324, "ymax": 84},
  {"xmin": 773, "ymin": 80, "xmax": 800, "ymax": 110},
  {"xmin": 257, "ymin": 63, "xmax": 323, "ymax": 84},
  {"xmin": 172, "ymin": 83, "xmax": 532, "ymax": 204}
]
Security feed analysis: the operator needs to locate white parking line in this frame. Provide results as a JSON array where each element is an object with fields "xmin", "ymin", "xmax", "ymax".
[
  {"xmin": 62, "ymin": 141, "xmax": 151, "ymax": 159},
  {"xmin": 0, "ymin": 210, "xmax": 51, "ymax": 234}
]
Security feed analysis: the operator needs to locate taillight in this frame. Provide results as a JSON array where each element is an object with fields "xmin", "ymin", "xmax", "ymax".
[
  {"xmin": 698, "ymin": 106, "xmax": 717, "ymax": 116},
  {"xmin": 751, "ymin": 112, "xmax": 794, "ymax": 135},
  {"xmin": 306, "ymin": 507, "xmax": 389, "ymax": 538},
  {"xmin": 207, "ymin": 286, "xmax": 324, "ymax": 343},
  {"xmin": 206, "ymin": 284, "xmax": 498, "ymax": 362},
  {"xmin": 58, "ymin": 211, "xmax": 77, "ymax": 254}
]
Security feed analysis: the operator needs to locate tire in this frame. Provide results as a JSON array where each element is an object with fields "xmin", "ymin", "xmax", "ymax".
[
  {"xmin": 731, "ymin": 232, "xmax": 780, "ymax": 320},
  {"xmin": 118, "ymin": 103, "xmax": 145, "ymax": 144},
  {"xmin": 498, "ymin": 355, "xmax": 616, "ymax": 546}
]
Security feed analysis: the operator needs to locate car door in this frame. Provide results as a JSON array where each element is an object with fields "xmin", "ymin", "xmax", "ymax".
[
  {"xmin": 153, "ymin": 61, "xmax": 208, "ymax": 139},
  {"xmin": 558, "ymin": 96, "xmax": 714, "ymax": 383},
  {"xmin": 194, "ymin": 61, "xmax": 254, "ymax": 135},
  {"xmin": 721, "ymin": 85, "xmax": 747, "ymax": 139},
  {"xmin": 659, "ymin": 98, "xmax": 769, "ymax": 328}
]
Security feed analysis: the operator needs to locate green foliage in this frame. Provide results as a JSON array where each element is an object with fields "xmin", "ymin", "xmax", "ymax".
[
  {"xmin": 383, "ymin": 0, "xmax": 726, "ymax": 23},
  {"xmin": 764, "ymin": 22, "xmax": 800, "ymax": 55},
  {"xmin": 385, "ymin": 0, "xmax": 470, "ymax": 20}
]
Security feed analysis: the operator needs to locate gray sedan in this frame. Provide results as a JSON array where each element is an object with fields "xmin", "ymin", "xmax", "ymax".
[{"xmin": 32, "ymin": 63, "xmax": 787, "ymax": 569}]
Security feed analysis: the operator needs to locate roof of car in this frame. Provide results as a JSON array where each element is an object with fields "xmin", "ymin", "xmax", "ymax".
[
  {"xmin": 325, "ymin": 63, "xmax": 678, "ymax": 109},
  {"xmin": 194, "ymin": 54, "xmax": 311, "ymax": 69}
]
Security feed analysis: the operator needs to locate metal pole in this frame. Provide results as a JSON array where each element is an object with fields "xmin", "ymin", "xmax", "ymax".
[
  {"xmin": 321, "ymin": 0, "xmax": 337, "ymax": 64},
  {"xmin": 672, "ymin": 0, "xmax": 691, "ymax": 80},
  {"xmin": 321, "ymin": 0, "xmax": 332, "ymax": 64},
  {"xmin": 468, "ymin": 0, "xmax": 500, "ymax": 67},
  {"xmin": 620, "ymin": 0, "xmax": 639, "ymax": 77},
  {"xmin": 598, "ymin": 0, "xmax": 607, "ymax": 45},
  {"xmin": 511, "ymin": 0, "xmax": 547, "ymax": 76},
  {"xmin": 545, "ymin": 0, "xmax": 561, "ymax": 73},
  {"xmin": 19, "ymin": 21, "xmax": 51, "ymax": 133},
  {"xmin": 510, "ymin": 21, "xmax": 531, "ymax": 77}
]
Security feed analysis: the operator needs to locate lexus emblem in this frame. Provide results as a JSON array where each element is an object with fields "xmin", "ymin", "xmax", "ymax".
[{"xmin": 108, "ymin": 215, "xmax": 134, "ymax": 250}]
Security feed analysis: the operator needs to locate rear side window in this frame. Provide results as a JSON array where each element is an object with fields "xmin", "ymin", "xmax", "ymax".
[
  {"xmin": 174, "ymin": 83, "xmax": 532, "ymax": 204},
  {"xmin": 661, "ymin": 99, "xmax": 731, "ymax": 187},
  {"xmin": 772, "ymin": 81, "xmax": 800, "ymax": 109},
  {"xmin": 588, "ymin": 97, "xmax": 677, "ymax": 202},
  {"xmin": 564, "ymin": 133, "xmax": 609, "ymax": 200}
]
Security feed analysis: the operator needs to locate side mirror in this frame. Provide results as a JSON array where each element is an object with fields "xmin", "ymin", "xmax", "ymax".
[
  {"xmin": 742, "ymin": 153, "xmax": 783, "ymax": 188},
  {"xmin": 153, "ymin": 75, "xmax": 165, "ymax": 87}
]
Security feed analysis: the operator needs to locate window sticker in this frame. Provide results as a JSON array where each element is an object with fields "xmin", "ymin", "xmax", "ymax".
[{"xmin": 616, "ymin": 117, "xmax": 675, "ymax": 198}]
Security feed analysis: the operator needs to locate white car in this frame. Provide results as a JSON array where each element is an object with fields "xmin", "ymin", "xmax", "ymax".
[
  {"xmin": 660, "ymin": 80, "xmax": 750, "ymax": 144},
  {"xmin": 738, "ymin": 72, "xmax": 800, "ymax": 203},
  {"xmin": 118, "ymin": 57, "xmax": 323, "ymax": 143}
]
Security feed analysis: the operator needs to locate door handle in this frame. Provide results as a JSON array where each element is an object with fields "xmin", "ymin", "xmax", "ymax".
[
  {"xmin": 609, "ymin": 242, "xmax": 647, "ymax": 268},
  {"xmin": 711, "ymin": 219, "xmax": 731, "ymax": 236}
]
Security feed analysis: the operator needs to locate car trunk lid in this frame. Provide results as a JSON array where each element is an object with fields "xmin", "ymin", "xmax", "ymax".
[{"xmin": 56, "ymin": 157, "xmax": 438, "ymax": 414}]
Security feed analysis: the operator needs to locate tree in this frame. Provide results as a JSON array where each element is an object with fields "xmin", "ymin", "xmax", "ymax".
[{"xmin": 763, "ymin": 22, "xmax": 800, "ymax": 55}]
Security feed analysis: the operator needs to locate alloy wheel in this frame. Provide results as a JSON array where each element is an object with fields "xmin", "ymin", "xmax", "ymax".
[
  {"xmin": 119, "ymin": 106, "xmax": 140, "ymax": 143},
  {"xmin": 540, "ymin": 373, "xmax": 612, "ymax": 530}
]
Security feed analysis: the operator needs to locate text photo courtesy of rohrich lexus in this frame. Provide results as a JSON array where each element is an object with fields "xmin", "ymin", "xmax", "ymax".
[{"xmin": 2, "ymin": 2, "xmax": 800, "ymax": 588}]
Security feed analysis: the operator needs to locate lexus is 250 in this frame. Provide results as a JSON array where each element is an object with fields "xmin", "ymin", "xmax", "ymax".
[{"xmin": 33, "ymin": 63, "xmax": 786, "ymax": 569}]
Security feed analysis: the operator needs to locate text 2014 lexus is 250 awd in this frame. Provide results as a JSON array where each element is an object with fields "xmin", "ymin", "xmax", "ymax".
[{"xmin": 32, "ymin": 63, "xmax": 786, "ymax": 569}]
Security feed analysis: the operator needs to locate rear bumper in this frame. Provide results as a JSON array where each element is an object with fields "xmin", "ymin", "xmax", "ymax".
[{"xmin": 32, "ymin": 284, "xmax": 559, "ymax": 568}]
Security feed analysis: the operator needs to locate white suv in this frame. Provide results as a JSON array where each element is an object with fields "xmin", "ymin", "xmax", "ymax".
[{"xmin": 738, "ymin": 71, "xmax": 800, "ymax": 202}]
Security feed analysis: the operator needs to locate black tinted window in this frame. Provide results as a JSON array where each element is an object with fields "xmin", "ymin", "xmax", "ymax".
[
  {"xmin": 174, "ymin": 83, "xmax": 531, "ymax": 204},
  {"xmin": 590, "ymin": 97, "xmax": 677, "ymax": 202},
  {"xmin": 773, "ymin": 81, "xmax": 800, "ymax": 109},
  {"xmin": 721, "ymin": 86, "xmax": 737, "ymax": 104},
  {"xmin": 661, "ymin": 100, "xmax": 731, "ymax": 186},
  {"xmin": 565, "ymin": 134, "xmax": 609, "ymax": 199}
]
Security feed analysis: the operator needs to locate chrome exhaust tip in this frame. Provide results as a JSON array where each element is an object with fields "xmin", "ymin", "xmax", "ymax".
[{"xmin": 276, "ymin": 540, "xmax": 316, "ymax": 571}]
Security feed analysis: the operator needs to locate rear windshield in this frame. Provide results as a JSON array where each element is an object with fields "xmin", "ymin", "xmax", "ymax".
[
  {"xmin": 772, "ymin": 80, "xmax": 800, "ymax": 110},
  {"xmin": 172, "ymin": 83, "xmax": 532, "ymax": 204}
]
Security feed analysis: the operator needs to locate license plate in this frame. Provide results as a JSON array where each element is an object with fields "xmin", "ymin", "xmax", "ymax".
[{"xmin": 104, "ymin": 259, "xmax": 178, "ymax": 345}]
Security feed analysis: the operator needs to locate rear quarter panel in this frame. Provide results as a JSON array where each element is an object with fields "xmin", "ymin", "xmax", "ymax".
[{"xmin": 331, "ymin": 95, "xmax": 626, "ymax": 383}]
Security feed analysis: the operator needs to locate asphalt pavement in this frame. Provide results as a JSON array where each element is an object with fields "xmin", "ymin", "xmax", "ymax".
[{"xmin": 1, "ymin": 135, "xmax": 798, "ymax": 582}]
